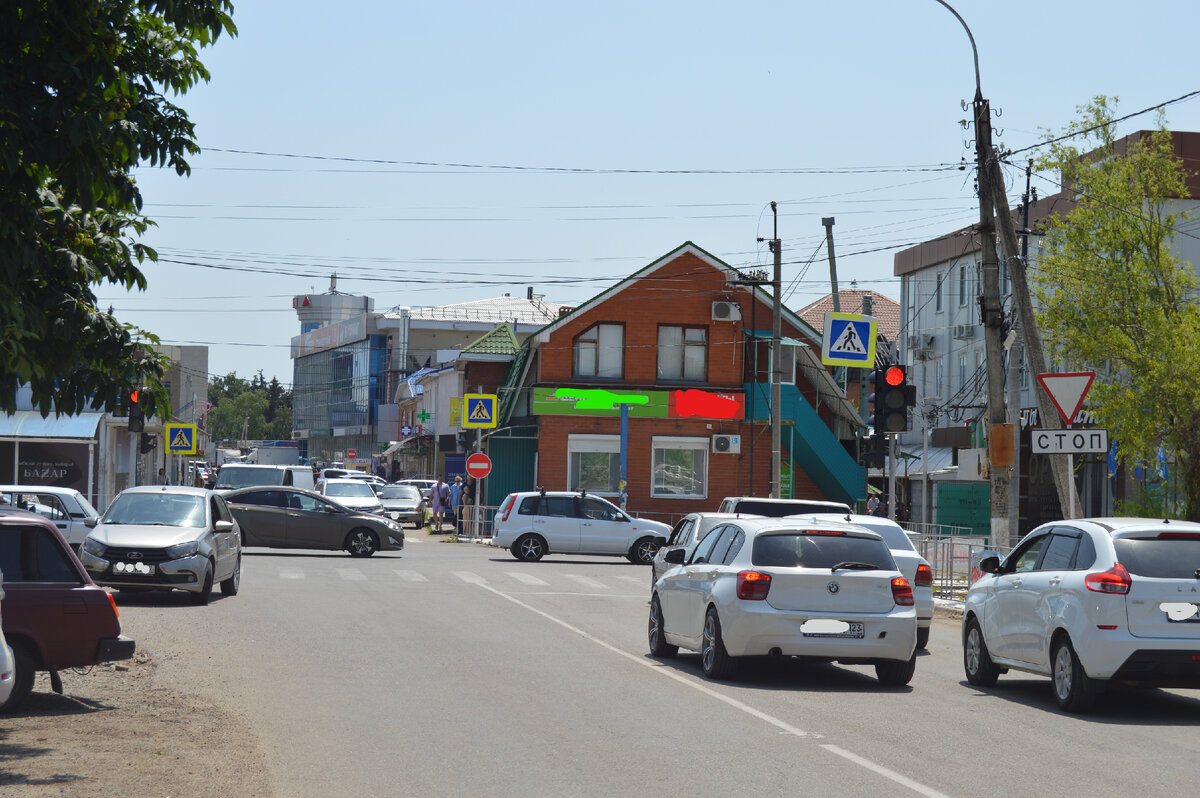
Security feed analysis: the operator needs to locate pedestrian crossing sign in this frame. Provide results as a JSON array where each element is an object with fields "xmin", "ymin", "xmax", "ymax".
[
  {"xmin": 462, "ymin": 393, "xmax": 498, "ymax": 428},
  {"xmin": 821, "ymin": 312, "xmax": 877, "ymax": 368},
  {"xmin": 166, "ymin": 423, "xmax": 198, "ymax": 454}
]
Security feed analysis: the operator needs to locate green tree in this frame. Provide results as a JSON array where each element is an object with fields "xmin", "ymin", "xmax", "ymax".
[
  {"xmin": 206, "ymin": 371, "xmax": 291, "ymax": 442},
  {"xmin": 1, "ymin": 1, "xmax": 236, "ymax": 418},
  {"xmin": 1033, "ymin": 96, "xmax": 1200, "ymax": 520}
]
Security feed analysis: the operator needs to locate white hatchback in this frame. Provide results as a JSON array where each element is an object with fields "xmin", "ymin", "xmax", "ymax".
[
  {"xmin": 963, "ymin": 517, "xmax": 1200, "ymax": 712},
  {"xmin": 650, "ymin": 517, "xmax": 918, "ymax": 683},
  {"xmin": 492, "ymin": 491, "xmax": 670, "ymax": 563}
]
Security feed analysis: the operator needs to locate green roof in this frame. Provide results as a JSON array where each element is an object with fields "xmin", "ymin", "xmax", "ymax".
[{"xmin": 462, "ymin": 322, "xmax": 520, "ymax": 357}]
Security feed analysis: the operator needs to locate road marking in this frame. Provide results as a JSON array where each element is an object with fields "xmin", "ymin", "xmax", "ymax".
[
  {"xmin": 454, "ymin": 571, "xmax": 487, "ymax": 585},
  {"xmin": 278, "ymin": 568, "xmax": 305, "ymax": 580},
  {"xmin": 393, "ymin": 569, "xmax": 428, "ymax": 582},
  {"xmin": 474, "ymin": 582, "xmax": 956, "ymax": 798},
  {"xmin": 506, "ymin": 572, "xmax": 550, "ymax": 586},
  {"xmin": 614, "ymin": 574, "xmax": 646, "ymax": 585},
  {"xmin": 336, "ymin": 568, "xmax": 366, "ymax": 581},
  {"xmin": 562, "ymin": 574, "xmax": 607, "ymax": 590}
]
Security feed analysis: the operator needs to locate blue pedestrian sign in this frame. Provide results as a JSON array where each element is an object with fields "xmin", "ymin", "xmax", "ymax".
[
  {"xmin": 166, "ymin": 423, "xmax": 198, "ymax": 455},
  {"xmin": 462, "ymin": 393, "xmax": 498, "ymax": 429},
  {"xmin": 821, "ymin": 312, "xmax": 877, "ymax": 368}
]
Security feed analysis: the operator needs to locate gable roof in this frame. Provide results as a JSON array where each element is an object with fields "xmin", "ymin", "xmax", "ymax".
[
  {"xmin": 531, "ymin": 241, "xmax": 821, "ymax": 345},
  {"xmin": 460, "ymin": 322, "xmax": 520, "ymax": 359},
  {"xmin": 797, "ymin": 289, "xmax": 901, "ymax": 344}
]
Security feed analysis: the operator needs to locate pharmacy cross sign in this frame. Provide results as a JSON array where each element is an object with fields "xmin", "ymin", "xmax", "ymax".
[
  {"xmin": 417, "ymin": 408, "xmax": 431, "ymax": 423},
  {"xmin": 1036, "ymin": 371, "xmax": 1096, "ymax": 426}
]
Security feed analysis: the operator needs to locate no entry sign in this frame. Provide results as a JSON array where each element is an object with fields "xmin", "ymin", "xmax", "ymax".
[{"xmin": 465, "ymin": 452, "xmax": 492, "ymax": 479}]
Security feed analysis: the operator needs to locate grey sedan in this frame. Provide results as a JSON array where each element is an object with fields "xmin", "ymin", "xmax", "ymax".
[
  {"xmin": 223, "ymin": 486, "xmax": 404, "ymax": 557},
  {"xmin": 374, "ymin": 484, "xmax": 424, "ymax": 527}
]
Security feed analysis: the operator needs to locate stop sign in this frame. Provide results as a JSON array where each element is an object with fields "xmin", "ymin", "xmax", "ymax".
[
  {"xmin": 465, "ymin": 452, "xmax": 492, "ymax": 479},
  {"xmin": 347, "ymin": 448, "xmax": 357, "ymax": 459}
]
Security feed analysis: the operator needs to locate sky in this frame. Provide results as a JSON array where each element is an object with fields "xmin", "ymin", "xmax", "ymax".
[{"xmin": 99, "ymin": 0, "xmax": 1200, "ymax": 387}]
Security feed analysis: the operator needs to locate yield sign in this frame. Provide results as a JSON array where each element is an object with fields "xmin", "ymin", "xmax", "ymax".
[{"xmin": 1036, "ymin": 371, "xmax": 1095, "ymax": 426}]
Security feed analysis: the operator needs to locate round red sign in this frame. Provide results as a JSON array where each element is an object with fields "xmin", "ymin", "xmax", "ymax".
[
  {"xmin": 347, "ymin": 448, "xmax": 357, "ymax": 459},
  {"xmin": 465, "ymin": 452, "xmax": 492, "ymax": 479}
]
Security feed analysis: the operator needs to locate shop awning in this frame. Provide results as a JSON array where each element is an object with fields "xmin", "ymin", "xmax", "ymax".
[{"xmin": 0, "ymin": 411, "xmax": 105, "ymax": 439}]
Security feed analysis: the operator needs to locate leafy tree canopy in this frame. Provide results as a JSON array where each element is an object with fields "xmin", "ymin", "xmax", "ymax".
[
  {"xmin": 1, "ymin": 1, "xmax": 236, "ymax": 418},
  {"xmin": 1033, "ymin": 96, "xmax": 1200, "ymax": 519},
  {"xmin": 207, "ymin": 371, "xmax": 292, "ymax": 442}
]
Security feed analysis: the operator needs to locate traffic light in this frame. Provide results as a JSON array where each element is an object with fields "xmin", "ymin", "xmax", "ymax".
[
  {"xmin": 139, "ymin": 433, "xmax": 156, "ymax": 453},
  {"xmin": 871, "ymin": 365, "xmax": 915, "ymax": 434},
  {"xmin": 127, "ymin": 390, "xmax": 145, "ymax": 432},
  {"xmin": 859, "ymin": 435, "xmax": 884, "ymax": 469}
]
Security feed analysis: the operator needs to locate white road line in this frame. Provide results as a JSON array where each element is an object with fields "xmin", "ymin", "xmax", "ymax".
[
  {"xmin": 336, "ymin": 568, "xmax": 366, "ymax": 581},
  {"xmin": 506, "ymin": 572, "xmax": 550, "ymax": 586},
  {"xmin": 562, "ymin": 574, "xmax": 607, "ymax": 590},
  {"xmin": 474, "ymin": 582, "xmax": 955, "ymax": 798},
  {"xmin": 454, "ymin": 571, "xmax": 487, "ymax": 585},
  {"xmin": 393, "ymin": 569, "xmax": 428, "ymax": 582},
  {"xmin": 614, "ymin": 574, "xmax": 647, "ymax": 585},
  {"xmin": 278, "ymin": 568, "xmax": 305, "ymax": 580}
]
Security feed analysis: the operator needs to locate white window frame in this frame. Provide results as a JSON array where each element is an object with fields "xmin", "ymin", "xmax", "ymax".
[
  {"xmin": 958, "ymin": 353, "xmax": 967, "ymax": 392},
  {"xmin": 650, "ymin": 436, "xmax": 709, "ymax": 500},
  {"xmin": 574, "ymin": 323, "xmax": 624, "ymax": 379},
  {"xmin": 567, "ymin": 434, "xmax": 621, "ymax": 496},
  {"xmin": 770, "ymin": 342, "xmax": 798, "ymax": 386}
]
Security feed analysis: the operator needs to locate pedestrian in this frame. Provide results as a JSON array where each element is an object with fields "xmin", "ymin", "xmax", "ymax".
[
  {"xmin": 431, "ymin": 475, "xmax": 451, "ymax": 530},
  {"xmin": 458, "ymin": 476, "xmax": 476, "ymax": 534},
  {"xmin": 866, "ymin": 494, "xmax": 879, "ymax": 516},
  {"xmin": 389, "ymin": 460, "xmax": 401, "ymax": 483},
  {"xmin": 448, "ymin": 476, "xmax": 463, "ymax": 529},
  {"xmin": 157, "ymin": 467, "xmax": 169, "ymax": 486}
]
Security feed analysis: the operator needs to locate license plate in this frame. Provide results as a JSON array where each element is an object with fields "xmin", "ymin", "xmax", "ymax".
[
  {"xmin": 1161, "ymin": 602, "xmax": 1200, "ymax": 622},
  {"xmin": 802, "ymin": 620, "xmax": 865, "ymax": 639},
  {"xmin": 113, "ymin": 562, "xmax": 156, "ymax": 576}
]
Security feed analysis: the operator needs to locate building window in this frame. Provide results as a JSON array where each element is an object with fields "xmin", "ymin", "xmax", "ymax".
[
  {"xmin": 574, "ymin": 323, "xmax": 623, "ymax": 379},
  {"xmin": 773, "ymin": 342, "xmax": 797, "ymax": 385},
  {"xmin": 959, "ymin": 264, "xmax": 968, "ymax": 306},
  {"xmin": 567, "ymin": 435, "xmax": 620, "ymax": 495},
  {"xmin": 651, "ymin": 437, "xmax": 708, "ymax": 499},
  {"xmin": 1020, "ymin": 348, "xmax": 1029, "ymax": 388},
  {"xmin": 958, "ymin": 353, "xmax": 967, "ymax": 392},
  {"xmin": 935, "ymin": 359, "xmax": 944, "ymax": 397},
  {"xmin": 657, "ymin": 326, "xmax": 707, "ymax": 381},
  {"xmin": 935, "ymin": 272, "xmax": 944, "ymax": 312}
]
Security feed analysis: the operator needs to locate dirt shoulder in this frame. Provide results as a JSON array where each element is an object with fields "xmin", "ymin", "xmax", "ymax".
[{"xmin": 0, "ymin": 650, "xmax": 272, "ymax": 797}]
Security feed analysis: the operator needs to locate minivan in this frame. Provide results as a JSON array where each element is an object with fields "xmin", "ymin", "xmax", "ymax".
[{"xmin": 213, "ymin": 464, "xmax": 316, "ymax": 493}]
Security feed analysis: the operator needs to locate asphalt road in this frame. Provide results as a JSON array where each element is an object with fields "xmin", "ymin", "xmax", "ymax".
[{"xmin": 115, "ymin": 537, "xmax": 1200, "ymax": 798}]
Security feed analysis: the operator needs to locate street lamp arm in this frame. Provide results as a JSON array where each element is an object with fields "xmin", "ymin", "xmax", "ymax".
[{"xmin": 932, "ymin": 0, "xmax": 981, "ymax": 100}]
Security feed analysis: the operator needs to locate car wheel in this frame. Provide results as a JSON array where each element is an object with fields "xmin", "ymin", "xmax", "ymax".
[
  {"xmin": 1052, "ymin": 636, "xmax": 1097, "ymax": 713},
  {"xmin": 512, "ymin": 534, "xmax": 546, "ymax": 562},
  {"xmin": 346, "ymin": 528, "xmax": 380, "ymax": 557},
  {"xmin": 628, "ymin": 536, "xmax": 660, "ymax": 564},
  {"xmin": 875, "ymin": 654, "xmax": 917, "ymax": 686},
  {"xmin": 648, "ymin": 595, "xmax": 678, "ymax": 658},
  {"xmin": 0, "ymin": 641, "xmax": 37, "ymax": 713},
  {"xmin": 701, "ymin": 608, "xmax": 737, "ymax": 679},
  {"xmin": 916, "ymin": 625, "xmax": 930, "ymax": 651},
  {"xmin": 963, "ymin": 617, "xmax": 999, "ymax": 687},
  {"xmin": 189, "ymin": 563, "xmax": 214, "ymax": 606},
  {"xmin": 220, "ymin": 554, "xmax": 241, "ymax": 596}
]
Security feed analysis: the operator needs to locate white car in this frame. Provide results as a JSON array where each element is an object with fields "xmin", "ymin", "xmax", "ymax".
[
  {"xmin": 652, "ymin": 512, "xmax": 746, "ymax": 587},
  {"xmin": 316, "ymin": 478, "xmax": 385, "ymax": 515},
  {"xmin": 0, "ymin": 574, "xmax": 14, "ymax": 707},
  {"xmin": 492, "ymin": 490, "xmax": 671, "ymax": 563},
  {"xmin": 650, "ymin": 517, "xmax": 917, "ymax": 683},
  {"xmin": 0, "ymin": 485, "xmax": 100, "ymax": 549},
  {"xmin": 963, "ymin": 517, "xmax": 1200, "ymax": 712},
  {"xmin": 801, "ymin": 513, "xmax": 934, "ymax": 649}
]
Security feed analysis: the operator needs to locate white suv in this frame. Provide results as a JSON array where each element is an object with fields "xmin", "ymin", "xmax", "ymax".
[
  {"xmin": 492, "ymin": 491, "xmax": 671, "ymax": 563},
  {"xmin": 963, "ymin": 517, "xmax": 1200, "ymax": 712}
]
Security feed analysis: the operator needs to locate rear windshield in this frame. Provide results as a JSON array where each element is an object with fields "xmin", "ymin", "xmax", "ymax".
[
  {"xmin": 325, "ymin": 482, "xmax": 376, "ymax": 499},
  {"xmin": 378, "ymin": 486, "xmax": 420, "ymax": 500},
  {"xmin": 734, "ymin": 500, "xmax": 850, "ymax": 518},
  {"xmin": 1114, "ymin": 536, "xmax": 1200, "ymax": 578},
  {"xmin": 752, "ymin": 532, "xmax": 895, "ymax": 570}
]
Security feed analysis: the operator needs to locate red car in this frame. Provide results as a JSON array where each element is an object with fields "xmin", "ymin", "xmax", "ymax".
[{"xmin": 0, "ymin": 510, "xmax": 135, "ymax": 712}]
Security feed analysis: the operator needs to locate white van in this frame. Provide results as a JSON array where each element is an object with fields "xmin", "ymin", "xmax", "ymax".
[{"xmin": 213, "ymin": 464, "xmax": 316, "ymax": 493}]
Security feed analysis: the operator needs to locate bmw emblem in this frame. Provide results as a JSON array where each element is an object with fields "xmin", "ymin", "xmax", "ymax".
[{"xmin": 827, "ymin": 581, "xmax": 840, "ymax": 594}]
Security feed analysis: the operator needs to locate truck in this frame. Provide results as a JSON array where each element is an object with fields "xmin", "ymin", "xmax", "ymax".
[{"xmin": 245, "ymin": 440, "xmax": 301, "ymax": 465}]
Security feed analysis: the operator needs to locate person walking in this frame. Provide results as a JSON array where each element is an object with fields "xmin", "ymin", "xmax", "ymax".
[
  {"xmin": 458, "ymin": 476, "xmax": 476, "ymax": 534},
  {"xmin": 430, "ymin": 476, "xmax": 451, "ymax": 530},
  {"xmin": 448, "ymin": 476, "xmax": 463, "ymax": 529}
]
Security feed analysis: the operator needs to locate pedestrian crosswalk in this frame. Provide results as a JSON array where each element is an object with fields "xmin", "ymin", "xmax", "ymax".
[{"xmin": 245, "ymin": 560, "xmax": 650, "ymax": 595}]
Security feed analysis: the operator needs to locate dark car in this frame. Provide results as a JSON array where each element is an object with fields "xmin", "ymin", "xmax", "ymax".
[
  {"xmin": 223, "ymin": 486, "xmax": 404, "ymax": 556},
  {"xmin": 0, "ymin": 510, "xmax": 135, "ymax": 712}
]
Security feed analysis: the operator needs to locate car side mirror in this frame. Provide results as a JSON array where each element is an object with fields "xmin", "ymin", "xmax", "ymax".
[
  {"xmin": 215, "ymin": 520, "xmax": 235, "ymax": 533},
  {"xmin": 84, "ymin": 517, "xmax": 98, "ymax": 528},
  {"xmin": 978, "ymin": 554, "xmax": 1002, "ymax": 574},
  {"xmin": 664, "ymin": 548, "xmax": 686, "ymax": 564},
  {"xmin": 325, "ymin": 505, "xmax": 338, "ymax": 514}
]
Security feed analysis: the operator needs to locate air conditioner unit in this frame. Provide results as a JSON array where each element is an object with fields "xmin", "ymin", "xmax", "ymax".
[
  {"xmin": 712, "ymin": 301, "xmax": 742, "ymax": 322},
  {"xmin": 712, "ymin": 434, "xmax": 741, "ymax": 454},
  {"xmin": 952, "ymin": 324, "xmax": 977, "ymax": 340},
  {"xmin": 907, "ymin": 334, "xmax": 935, "ymax": 351}
]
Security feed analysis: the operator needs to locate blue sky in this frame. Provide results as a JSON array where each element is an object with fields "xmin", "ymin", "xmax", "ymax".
[{"xmin": 102, "ymin": 0, "xmax": 1200, "ymax": 386}]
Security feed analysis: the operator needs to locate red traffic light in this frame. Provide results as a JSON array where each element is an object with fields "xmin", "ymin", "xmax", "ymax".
[{"xmin": 884, "ymin": 365, "xmax": 905, "ymax": 386}]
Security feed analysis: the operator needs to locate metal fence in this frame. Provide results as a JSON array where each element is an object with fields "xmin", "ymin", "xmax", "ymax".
[
  {"xmin": 455, "ymin": 504, "xmax": 499, "ymax": 542},
  {"xmin": 908, "ymin": 534, "xmax": 1012, "ymax": 600}
]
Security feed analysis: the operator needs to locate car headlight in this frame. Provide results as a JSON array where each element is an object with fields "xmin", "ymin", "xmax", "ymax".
[
  {"xmin": 165, "ymin": 540, "xmax": 200, "ymax": 559},
  {"xmin": 82, "ymin": 537, "xmax": 107, "ymax": 557}
]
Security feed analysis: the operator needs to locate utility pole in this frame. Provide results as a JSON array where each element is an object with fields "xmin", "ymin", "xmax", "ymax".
[
  {"xmin": 769, "ymin": 201, "xmax": 782, "ymax": 499},
  {"xmin": 988, "ymin": 156, "xmax": 1080, "ymax": 520},
  {"xmin": 1003, "ymin": 163, "xmax": 1032, "ymax": 546},
  {"xmin": 823, "ymin": 218, "xmax": 840, "ymax": 313}
]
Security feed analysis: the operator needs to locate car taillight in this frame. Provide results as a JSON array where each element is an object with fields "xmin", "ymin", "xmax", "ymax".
[
  {"xmin": 1085, "ymin": 563, "xmax": 1131, "ymax": 594},
  {"xmin": 498, "ymin": 495, "xmax": 516, "ymax": 523},
  {"xmin": 736, "ymin": 571, "xmax": 772, "ymax": 600},
  {"xmin": 915, "ymin": 563, "xmax": 933, "ymax": 587},
  {"xmin": 891, "ymin": 576, "xmax": 914, "ymax": 606},
  {"xmin": 108, "ymin": 593, "xmax": 120, "ymax": 618}
]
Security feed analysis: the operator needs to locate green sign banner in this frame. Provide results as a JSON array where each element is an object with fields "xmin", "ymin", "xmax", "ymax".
[{"xmin": 533, "ymin": 387, "xmax": 669, "ymax": 418}]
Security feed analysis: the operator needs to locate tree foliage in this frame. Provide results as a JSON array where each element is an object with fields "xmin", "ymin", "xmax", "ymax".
[
  {"xmin": 207, "ymin": 371, "xmax": 292, "ymax": 442},
  {"xmin": 1033, "ymin": 96, "xmax": 1200, "ymax": 520},
  {"xmin": 1, "ymin": 1, "xmax": 236, "ymax": 418}
]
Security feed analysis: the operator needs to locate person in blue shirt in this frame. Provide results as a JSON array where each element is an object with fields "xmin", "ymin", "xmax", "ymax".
[{"xmin": 448, "ymin": 476, "xmax": 463, "ymax": 527}]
